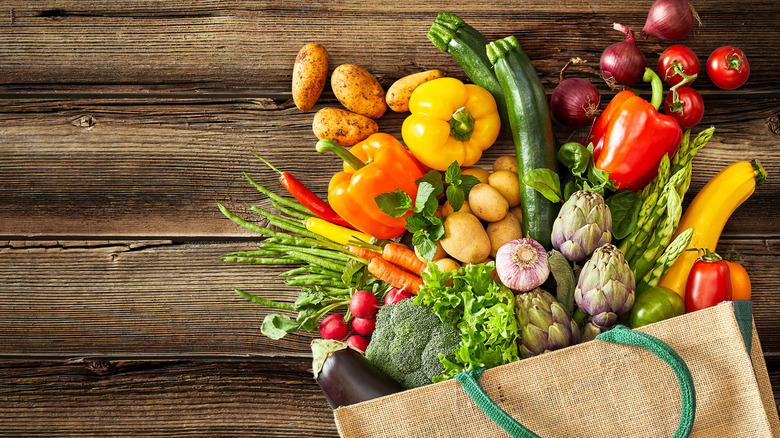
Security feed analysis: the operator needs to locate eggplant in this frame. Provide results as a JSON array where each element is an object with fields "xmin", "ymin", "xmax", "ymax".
[{"xmin": 316, "ymin": 348, "xmax": 403, "ymax": 408}]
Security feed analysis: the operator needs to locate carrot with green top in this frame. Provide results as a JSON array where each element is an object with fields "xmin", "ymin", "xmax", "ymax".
[
  {"xmin": 382, "ymin": 243, "xmax": 428, "ymax": 276},
  {"xmin": 368, "ymin": 257, "xmax": 424, "ymax": 294}
]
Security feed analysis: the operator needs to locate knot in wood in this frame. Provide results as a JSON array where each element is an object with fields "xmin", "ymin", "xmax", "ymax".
[{"xmin": 71, "ymin": 115, "xmax": 97, "ymax": 130}]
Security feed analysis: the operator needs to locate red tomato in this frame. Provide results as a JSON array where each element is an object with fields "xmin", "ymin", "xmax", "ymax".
[
  {"xmin": 658, "ymin": 45, "xmax": 700, "ymax": 86},
  {"xmin": 685, "ymin": 252, "xmax": 732, "ymax": 313},
  {"xmin": 707, "ymin": 46, "xmax": 750, "ymax": 90},
  {"xmin": 664, "ymin": 87, "xmax": 704, "ymax": 129}
]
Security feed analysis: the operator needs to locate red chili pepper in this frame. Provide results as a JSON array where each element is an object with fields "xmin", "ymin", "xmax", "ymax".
[
  {"xmin": 684, "ymin": 248, "xmax": 732, "ymax": 313},
  {"xmin": 252, "ymin": 153, "xmax": 355, "ymax": 229}
]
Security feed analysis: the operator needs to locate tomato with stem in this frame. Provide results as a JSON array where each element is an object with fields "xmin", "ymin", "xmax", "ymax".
[
  {"xmin": 664, "ymin": 86, "xmax": 704, "ymax": 129},
  {"xmin": 707, "ymin": 46, "xmax": 750, "ymax": 90},
  {"xmin": 685, "ymin": 249, "xmax": 732, "ymax": 313},
  {"xmin": 658, "ymin": 45, "xmax": 700, "ymax": 86}
]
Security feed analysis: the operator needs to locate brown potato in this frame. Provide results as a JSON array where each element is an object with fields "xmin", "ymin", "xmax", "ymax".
[
  {"xmin": 493, "ymin": 156, "xmax": 518, "ymax": 173},
  {"xmin": 312, "ymin": 107, "xmax": 378, "ymax": 146},
  {"xmin": 461, "ymin": 166, "xmax": 490, "ymax": 184},
  {"xmin": 433, "ymin": 258, "xmax": 461, "ymax": 273},
  {"xmin": 441, "ymin": 200, "xmax": 472, "ymax": 217},
  {"xmin": 291, "ymin": 43, "xmax": 329, "ymax": 112},
  {"xmin": 508, "ymin": 205, "xmax": 524, "ymax": 228},
  {"xmin": 331, "ymin": 64, "xmax": 387, "ymax": 119},
  {"xmin": 440, "ymin": 212, "xmax": 491, "ymax": 264},
  {"xmin": 488, "ymin": 170, "xmax": 522, "ymax": 208},
  {"xmin": 486, "ymin": 213, "xmax": 523, "ymax": 258},
  {"xmin": 468, "ymin": 183, "xmax": 509, "ymax": 222},
  {"xmin": 386, "ymin": 70, "xmax": 444, "ymax": 113}
]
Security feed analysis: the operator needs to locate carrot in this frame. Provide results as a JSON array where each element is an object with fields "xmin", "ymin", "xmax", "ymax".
[
  {"xmin": 382, "ymin": 243, "xmax": 428, "ymax": 276},
  {"xmin": 348, "ymin": 245, "xmax": 381, "ymax": 261},
  {"xmin": 367, "ymin": 258, "xmax": 424, "ymax": 294}
]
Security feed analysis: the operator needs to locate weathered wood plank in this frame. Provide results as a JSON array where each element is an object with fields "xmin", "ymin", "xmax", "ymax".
[
  {"xmin": 1, "ymin": 238, "xmax": 778, "ymax": 356},
  {"xmin": 0, "ymin": 359, "xmax": 338, "ymax": 437},
  {"xmin": 0, "ymin": 1, "xmax": 777, "ymax": 93},
  {"xmin": 1, "ymin": 96, "xmax": 777, "ymax": 238}
]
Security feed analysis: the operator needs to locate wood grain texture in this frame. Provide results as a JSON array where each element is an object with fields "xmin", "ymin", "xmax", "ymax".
[
  {"xmin": 0, "ymin": 359, "xmax": 338, "ymax": 437},
  {"xmin": 1, "ymin": 238, "xmax": 779, "ymax": 356},
  {"xmin": 0, "ymin": 1, "xmax": 778, "ymax": 93},
  {"xmin": 1, "ymin": 96, "xmax": 777, "ymax": 238}
]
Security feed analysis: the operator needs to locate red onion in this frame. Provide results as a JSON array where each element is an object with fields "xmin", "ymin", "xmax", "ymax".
[
  {"xmin": 550, "ymin": 58, "xmax": 601, "ymax": 129},
  {"xmin": 600, "ymin": 23, "xmax": 647, "ymax": 88},
  {"xmin": 641, "ymin": 0, "xmax": 699, "ymax": 40}
]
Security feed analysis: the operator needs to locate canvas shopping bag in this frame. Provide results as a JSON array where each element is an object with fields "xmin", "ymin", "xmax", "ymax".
[{"xmin": 334, "ymin": 302, "xmax": 780, "ymax": 437}]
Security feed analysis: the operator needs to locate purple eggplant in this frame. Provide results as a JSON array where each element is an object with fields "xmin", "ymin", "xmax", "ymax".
[{"xmin": 316, "ymin": 347, "xmax": 403, "ymax": 408}]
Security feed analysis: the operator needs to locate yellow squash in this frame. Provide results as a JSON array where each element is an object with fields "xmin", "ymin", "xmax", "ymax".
[{"xmin": 659, "ymin": 160, "xmax": 767, "ymax": 298}]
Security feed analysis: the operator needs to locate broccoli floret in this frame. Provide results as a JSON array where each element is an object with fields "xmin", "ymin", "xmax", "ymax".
[{"xmin": 364, "ymin": 298, "xmax": 461, "ymax": 389}]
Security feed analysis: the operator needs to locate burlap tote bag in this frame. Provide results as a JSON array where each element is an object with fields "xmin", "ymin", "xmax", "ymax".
[{"xmin": 334, "ymin": 302, "xmax": 780, "ymax": 437}]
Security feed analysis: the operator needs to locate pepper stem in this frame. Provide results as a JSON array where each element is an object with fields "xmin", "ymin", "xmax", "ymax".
[
  {"xmin": 642, "ymin": 68, "xmax": 664, "ymax": 111},
  {"xmin": 450, "ymin": 106, "xmax": 475, "ymax": 141},
  {"xmin": 315, "ymin": 139, "xmax": 366, "ymax": 171}
]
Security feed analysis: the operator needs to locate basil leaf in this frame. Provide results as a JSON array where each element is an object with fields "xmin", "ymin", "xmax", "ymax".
[
  {"xmin": 261, "ymin": 313, "xmax": 300, "ymax": 340},
  {"xmin": 522, "ymin": 168, "xmax": 562, "ymax": 203},
  {"xmin": 375, "ymin": 189, "xmax": 413, "ymax": 217},
  {"xmin": 606, "ymin": 190, "xmax": 640, "ymax": 239},
  {"xmin": 558, "ymin": 142, "xmax": 591, "ymax": 175}
]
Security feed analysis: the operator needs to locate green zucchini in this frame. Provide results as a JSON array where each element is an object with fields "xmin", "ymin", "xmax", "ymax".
[
  {"xmin": 487, "ymin": 36, "xmax": 559, "ymax": 249},
  {"xmin": 427, "ymin": 12, "xmax": 509, "ymax": 130}
]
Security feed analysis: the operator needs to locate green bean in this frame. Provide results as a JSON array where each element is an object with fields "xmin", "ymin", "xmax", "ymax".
[
  {"xmin": 271, "ymin": 199, "xmax": 311, "ymax": 221},
  {"xmin": 260, "ymin": 243, "xmax": 350, "ymax": 262},
  {"xmin": 285, "ymin": 277, "xmax": 346, "ymax": 288},
  {"xmin": 248, "ymin": 205, "xmax": 320, "ymax": 239},
  {"xmin": 234, "ymin": 288, "xmax": 296, "ymax": 310},
  {"xmin": 243, "ymin": 172, "xmax": 313, "ymax": 215},
  {"xmin": 220, "ymin": 255, "xmax": 299, "ymax": 265},
  {"xmin": 287, "ymin": 250, "xmax": 346, "ymax": 273},
  {"xmin": 217, "ymin": 202, "xmax": 294, "ymax": 241}
]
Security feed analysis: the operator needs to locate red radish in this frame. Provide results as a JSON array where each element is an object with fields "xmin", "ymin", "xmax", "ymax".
[
  {"xmin": 384, "ymin": 288, "xmax": 414, "ymax": 305},
  {"xmin": 319, "ymin": 313, "xmax": 349, "ymax": 340},
  {"xmin": 345, "ymin": 335, "xmax": 370, "ymax": 353},
  {"xmin": 352, "ymin": 316, "xmax": 376, "ymax": 337},
  {"xmin": 350, "ymin": 290, "xmax": 379, "ymax": 319}
]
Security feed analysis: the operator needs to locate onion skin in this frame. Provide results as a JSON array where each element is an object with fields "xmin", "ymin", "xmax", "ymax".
[
  {"xmin": 600, "ymin": 24, "xmax": 647, "ymax": 88},
  {"xmin": 641, "ymin": 0, "xmax": 696, "ymax": 40},
  {"xmin": 550, "ymin": 60, "xmax": 601, "ymax": 129}
]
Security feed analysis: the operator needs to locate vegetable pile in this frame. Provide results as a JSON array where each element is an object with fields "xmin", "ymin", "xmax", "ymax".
[{"xmin": 217, "ymin": 7, "xmax": 766, "ymax": 409}]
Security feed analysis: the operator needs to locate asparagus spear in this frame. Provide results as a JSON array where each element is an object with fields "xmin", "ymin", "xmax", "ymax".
[{"xmin": 636, "ymin": 228, "xmax": 695, "ymax": 293}]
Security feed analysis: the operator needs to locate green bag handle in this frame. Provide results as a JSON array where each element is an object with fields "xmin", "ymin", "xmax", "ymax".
[{"xmin": 455, "ymin": 325, "xmax": 696, "ymax": 438}]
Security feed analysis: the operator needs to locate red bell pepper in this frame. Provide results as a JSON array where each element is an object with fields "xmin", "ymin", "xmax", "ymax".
[
  {"xmin": 591, "ymin": 68, "xmax": 683, "ymax": 191},
  {"xmin": 684, "ymin": 248, "xmax": 732, "ymax": 313}
]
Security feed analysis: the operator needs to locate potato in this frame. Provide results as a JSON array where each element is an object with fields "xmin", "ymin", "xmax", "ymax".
[
  {"xmin": 439, "ymin": 212, "xmax": 491, "ymax": 264},
  {"xmin": 508, "ymin": 205, "xmax": 524, "ymax": 228},
  {"xmin": 493, "ymin": 156, "xmax": 518, "ymax": 173},
  {"xmin": 433, "ymin": 258, "xmax": 461, "ymax": 273},
  {"xmin": 461, "ymin": 166, "xmax": 490, "ymax": 184},
  {"xmin": 487, "ymin": 213, "xmax": 523, "ymax": 258},
  {"xmin": 291, "ymin": 43, "xmax": 329, "ymax": 112},
  {"xmin": 441, "ymin": 200, "xmax": 472, "ymax": 217},
  {"xmin": 331, "ymin": 64, "xmax": 387, "ymax": 119},
  {"xmin": 312, "ymin": 107, "xmax": 378, "ymax": 146},
  {"xmin": 488, "ymin": 170, "xmax": 522, "ymax": 208},
  {"xmin": 386, "ymin": 70, "xmax": 444, "ymax": 113},
  {"xmin": 468, "ymin": 183, "xmax": 509, "ymax": 222}
]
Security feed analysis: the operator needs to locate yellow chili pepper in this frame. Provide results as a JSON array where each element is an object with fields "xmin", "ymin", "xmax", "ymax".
[
  {"xmin": 305, "ymin": 217, "xmax": 373, "ymax": 246},
  {"xmin": 401, "ymin": 77, "xmax": 501, "ymax": 171}
]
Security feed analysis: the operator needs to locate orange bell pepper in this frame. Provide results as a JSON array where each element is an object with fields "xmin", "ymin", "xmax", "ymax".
[{"xmin": 316, "ymin": 133, "xmax": 425, "ymax": 239}]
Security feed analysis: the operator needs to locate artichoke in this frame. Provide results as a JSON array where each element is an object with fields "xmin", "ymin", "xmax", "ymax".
[
  {"xmin": 551, "ymin": 190, "xmax": 612, "ymax": 263},
  {"xmin": 575, "ymin": 243, "xmax": 636, "ymax": 328},
  {"xmin": 515, "ymin": 289, "xmax": 580, "ymax": 358}
]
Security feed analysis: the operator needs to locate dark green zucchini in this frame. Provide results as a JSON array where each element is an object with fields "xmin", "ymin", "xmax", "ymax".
[
  {"xmin": 427, "ymin": 12, "xmax": 509, "ymax": 130},
  {"xmin": 487, "ymin": 36, "xmax": 559, "ymax": 248}
]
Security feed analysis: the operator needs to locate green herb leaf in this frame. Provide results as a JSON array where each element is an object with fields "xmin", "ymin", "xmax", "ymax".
[
  {"xmin": 412, "ymin": 233, "xmax": 438, "ymax": 261},
  {"xmin": 405, "ymin": 213, "xmax": 431, "ymax": 233},
  {"xmin": 415, "ymin": 182, "xmax": 436, "ymax": 213},
  {"xmin": 341, "ymin": 258, "xmax": 363, "ymax": 287},
  {"xmin": 522, "ymin": 168, "xmax": 562, "ymax": 203},
  {"xmin": 294, "ymin": 290, "xmax": 325, "ymax": 309},
  {"xmin": 558, "ymin": 142, "xmax": 591, "ymax": 175},
  {"xmin": 458, "ymin": 175, "xmax": 481, "ymax": 197},
  {"xmin": 261, "ymin": 313, "xmax": 300, "ymax": 340},
  {"xmin": 446, "ymin": 184, "xmax": 465, "ymax": 212},
  {"xmin": 417, "ymin": 170, "xmax": 444, "ymax": 198},
  {"xmin": 375, "ymin": 189, "xmax": 414, "ymax": 218},
  {"xmin": 444, "ymin": 161, "xmax": 462, "ymax": 184},
  {"xmin": 606, "ymin": 190, "xmax": 641, "ymax": 240}
]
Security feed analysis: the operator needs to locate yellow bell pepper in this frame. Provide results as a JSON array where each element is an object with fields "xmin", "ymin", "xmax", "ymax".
[{"xmin": 401, "ymin": 77, "xmax": 501, "ymax": 170}]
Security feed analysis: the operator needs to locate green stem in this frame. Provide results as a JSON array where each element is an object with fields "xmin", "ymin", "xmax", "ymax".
[
  {"xmin": 450, "ymin": 106, "xmax": 475, "ymax": 141},
  {"xmin": 643, "ymin": 68, "xmax": 664, "ymax": 111},
  {"xmin": 234, "ymin": 288, "xmax": 296, "ymax": 310},
  {"xmin": 315, "ymin": 139, "xmax": 365, "ymax": 171}
]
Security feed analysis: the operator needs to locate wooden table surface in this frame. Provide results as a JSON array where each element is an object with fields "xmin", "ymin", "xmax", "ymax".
[{"xmin": 1, "ymin": 1, "xmax": 778, "ymax": 436}]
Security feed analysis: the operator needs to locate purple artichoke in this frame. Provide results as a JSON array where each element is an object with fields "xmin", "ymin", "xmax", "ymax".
[
  {"xmin": 575, "ymin": 244, "xmax": 635, "ymax": 328},
  {"xmin": 551, "ymin": 190, "xmax": 612, "ymax": 263}
]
